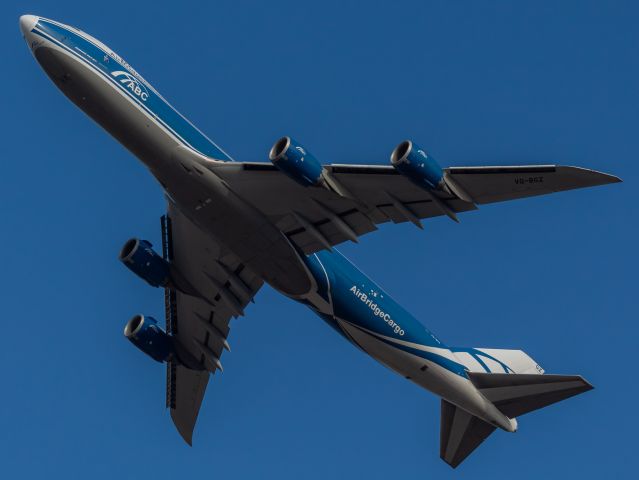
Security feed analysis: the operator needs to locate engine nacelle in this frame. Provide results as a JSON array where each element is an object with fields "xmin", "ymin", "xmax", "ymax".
[
  {"xmin": 119, "ymin": 238, "xmax": 170, "ymax": 288},
  {"xmin": 124, "ymin": 314, "xmax": 173, "ymax": 363},
  {"xmin": 269, "ymin": 136, "xmax": 324, "ymax": 187},
  {"xmin": 390, "ymin": 140, "xmax": 443, "ymax": 189}
]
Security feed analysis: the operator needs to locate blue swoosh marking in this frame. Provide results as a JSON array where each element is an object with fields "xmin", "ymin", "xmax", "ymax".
[
  {"xmin": 450, "ymin": 347, "xmax": 514, "ymax": 373},
  {"xmin": 343, "ymin": 321, "xmax": 468, "ymax": 377}
]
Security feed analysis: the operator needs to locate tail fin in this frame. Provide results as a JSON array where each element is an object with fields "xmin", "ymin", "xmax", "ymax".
[
  {"xmin": 451, "ymin": 347, "xmax": 544, "ymax": 374},
  {"xmin": 467, "ymin": 373, "xmax": 593, "ymax": 418},
  {"xmin": 440, "ymin": 400, "xmax": 496, "ymax": 468}
]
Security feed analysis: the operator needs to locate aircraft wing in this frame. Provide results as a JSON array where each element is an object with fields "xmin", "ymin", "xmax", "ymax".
[
  {"xmin": 210, "ymin": 162, "xmax": 620, "ymax": 255},
  {"xmin": 163, "ymin": 203, "xmax": 264, "ymax": 444}
]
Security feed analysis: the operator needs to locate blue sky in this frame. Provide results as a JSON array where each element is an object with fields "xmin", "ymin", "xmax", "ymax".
[{"xmin": 3, "ymin": 1, "xmax": 636, "ymax": 478}]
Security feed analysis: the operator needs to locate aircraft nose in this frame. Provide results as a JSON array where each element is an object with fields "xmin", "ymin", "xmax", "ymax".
[{"xmin": 19, "ymin": 14, "xmax": 38, "ymax": 36}]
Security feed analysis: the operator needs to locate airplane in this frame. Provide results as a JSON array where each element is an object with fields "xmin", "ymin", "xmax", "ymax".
[{"xmin": 19, "ymin": 14, "xmax": 621, "ymax": 468}]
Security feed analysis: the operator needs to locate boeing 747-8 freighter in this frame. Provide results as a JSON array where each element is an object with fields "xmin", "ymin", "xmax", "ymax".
[{"xmin": 19, "ymin": 14, "xmax": 620, "ymax": 467}]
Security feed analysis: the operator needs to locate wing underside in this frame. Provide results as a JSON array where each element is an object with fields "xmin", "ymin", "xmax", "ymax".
[
  {"xmin": 209, "ymin": 161, "xmax": 619, "ymax": 255},
  {"xmin": 162, "ymin": 204, "xmax": 263, "ymax": 444}
]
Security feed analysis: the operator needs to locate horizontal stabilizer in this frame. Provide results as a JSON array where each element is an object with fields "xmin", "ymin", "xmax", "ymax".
[
  {"xmin": 468, "ymin": 373, "xmax": 593, "ymax": 418},
  {"xmin": 440, "ymin": 400, "xmax": 496, "ymax": 468}
]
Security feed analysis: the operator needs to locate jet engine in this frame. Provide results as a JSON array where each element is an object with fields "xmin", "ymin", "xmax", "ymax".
[
  {"xmin": 390, "ymin": 140, "xmax": 443, "ymax": 189},
  {"xmin": 269, "ymin": 136, "xmax": 324, "ymax": 187},
  {"xmin": 124, "ymin": 314, "xmax": 173, "ymax": 363},
  {"xmin": 119, "ymin": 238, "xmax": 170, "ymax": 288}
]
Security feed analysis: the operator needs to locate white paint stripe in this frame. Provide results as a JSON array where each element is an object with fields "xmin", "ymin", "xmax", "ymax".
[
  {"xmin": 335, "ymin": 318, "xmax": 464, "ymax": 379},
  {"xmin": 313, "ymin": 253, "xmax": 333, "ymax": 306},
  {"xmin": 337, "ymin": 318, "xmax": 457, "ymax": 361}
]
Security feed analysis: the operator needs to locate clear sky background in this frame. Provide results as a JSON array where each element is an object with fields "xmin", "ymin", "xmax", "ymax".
[{"xmin": 2, "ymin": 1, "xmax": 636, "ymax": 478}]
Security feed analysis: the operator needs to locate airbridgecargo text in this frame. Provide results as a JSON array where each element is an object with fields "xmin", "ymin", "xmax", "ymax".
[{"xmin": 350, "ymin": 286, "xmax": 405, "ymax": 336}]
